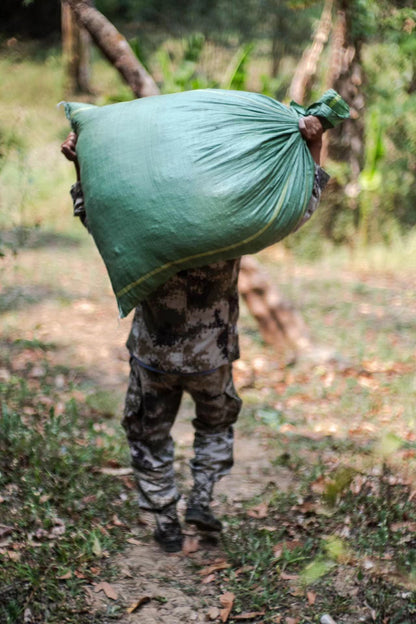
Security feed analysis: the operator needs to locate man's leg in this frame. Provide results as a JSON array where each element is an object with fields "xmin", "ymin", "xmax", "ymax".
[
  {"xmin": 122, "ymin": 358, "xmax": 183, "ymax": 551},
  {"xmin": 184, "ymin": 364, "xmax": 242, "ymax": 531}
]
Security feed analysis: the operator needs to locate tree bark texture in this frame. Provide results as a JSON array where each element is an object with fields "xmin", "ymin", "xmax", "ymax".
[
  {"xmin": 238, "ymin": 256, "xmax": 314, "ymax": 362},
  {"xmin": 61, "ymin": 0, "xmax": 92, "ymax": 94},
  {"xmin": 63, "ymin": 0, "xmax": 159, "ymax": 98},
  {"xmin": 324, "ymin": 5, "xmax": 365, "ymax": 206},
  {"xmin": 289, "ymin": 0, "xmax": 333, "ymax": 104}
]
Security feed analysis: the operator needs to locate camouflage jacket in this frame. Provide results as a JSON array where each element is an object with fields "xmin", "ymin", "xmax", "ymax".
[{"xmin": 126, "ymin": 259, "xmax": 241, "ymax": 374}]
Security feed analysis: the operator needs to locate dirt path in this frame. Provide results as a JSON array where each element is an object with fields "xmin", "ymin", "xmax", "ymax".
[
  {"xmin": 90, "ymin": 420, "xmax": 291, "ymax": 624},
  {"xmin": 2, "ymin": 244, "xmax": 293, "ymax": 622}
]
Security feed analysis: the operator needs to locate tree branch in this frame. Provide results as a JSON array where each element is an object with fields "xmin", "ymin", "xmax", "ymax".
[{"xmin": 63, "ymin": 0, "xmax": 160, "ymax": 98}]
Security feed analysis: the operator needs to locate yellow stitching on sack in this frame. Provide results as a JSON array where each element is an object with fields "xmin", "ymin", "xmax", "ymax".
[{"xmin": 116, "ymin": 176, "xmax": 302, "ymax": 300}]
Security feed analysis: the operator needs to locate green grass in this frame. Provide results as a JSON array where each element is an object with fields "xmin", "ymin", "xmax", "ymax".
[
  {"xmin": 0, "ymin": 340, "xmax": 140, "ymax": 624},
  {"xmin": 219, "ymin": 465, "xmax": 416, "ymax": 623}
]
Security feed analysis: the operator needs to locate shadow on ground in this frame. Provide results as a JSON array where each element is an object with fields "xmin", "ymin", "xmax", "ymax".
[
  {"xmin": 1, "ymin": 226, "xmax": 82, "ymax": 251},
  {"xmin": 0, "ymin": 284, "xmax": 75, "ymax": 314}
]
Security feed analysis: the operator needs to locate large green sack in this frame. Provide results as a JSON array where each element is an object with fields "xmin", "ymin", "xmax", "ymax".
[{"xmin": 63, "ymin": 88, "xmax": 349, "ymax": 317}]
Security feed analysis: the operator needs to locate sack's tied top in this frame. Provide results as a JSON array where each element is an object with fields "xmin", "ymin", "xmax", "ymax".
[{"xmin": 290, "ymin": 89, "xmax": 350, "ymax": 130}]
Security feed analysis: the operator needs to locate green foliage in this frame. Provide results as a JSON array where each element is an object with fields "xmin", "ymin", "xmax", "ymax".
[
  {"xmin": 223, "ymin": 43, "xmax": 254, "ymax": 90},
  {"xmin": 2, "ymin": 0, "xmax": 416, "ymax": 248}
]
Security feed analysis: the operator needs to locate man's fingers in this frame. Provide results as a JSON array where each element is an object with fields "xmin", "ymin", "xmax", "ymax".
[
  {"xmin": 61, "ymin": 144, "xmax": 77, "ymax": 161},
  {"xmin": 61, "ymin": 132, "xmax": 78, "ymax": 161},
  {"xmin": 299, "ymin": 116, "xmax": 324, "ymax": 142}
]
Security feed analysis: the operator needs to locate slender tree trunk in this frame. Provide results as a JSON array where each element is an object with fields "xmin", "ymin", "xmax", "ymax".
[
  {"xmin": 64, "ymin": 0, "xmax": 159, "ymax": 98},
  {"xmin": 61, "ymin": 0, "xmax": 92, "ymax": 94},
  {"xmin": 289, "ymin": 0, "xmax": 333, "ymax": 104},
  {"xmin": 324, "ymin": 4, "xmax": 365, "ymax": 208}
]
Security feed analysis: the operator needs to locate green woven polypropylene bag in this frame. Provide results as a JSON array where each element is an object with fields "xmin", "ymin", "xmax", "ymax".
[{"xmin": 63, "ymin": 88, "xmax": 349, "ymax": 317}]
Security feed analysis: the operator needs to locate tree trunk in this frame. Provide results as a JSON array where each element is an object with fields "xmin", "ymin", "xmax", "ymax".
[
  {"xmin": 61, "ymin": 0, "xmax": 92, "ymax": 94},
  {"xmin": 239, "ymin": 256, "xmax": 313, "ymax": 362},
  {"xmin": 62, "ymin": 0, "xmax": 92, "ymax": 94},
  {"xmin": 65, "ymin": 0, "xmax": 328, "ymax": 362},
  {"xmin": 324, "ymin": 4, "xmax": 365, "ymax": 208},
  {"xmin": 289, "ymin": 0, "xmax": 333, "ymax": 104},
  {"xmin": 270, "ymin": 11, "xmax": 284, "ymax": 78},
  {"xmin": 64, "ymin": 0, "xmax": 159, "ymax": 98}
]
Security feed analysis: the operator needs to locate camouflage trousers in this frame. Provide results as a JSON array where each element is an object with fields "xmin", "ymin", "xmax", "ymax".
[{"xmin": 122, "ymin": 357, "xmax": 242, "ymax": 511}]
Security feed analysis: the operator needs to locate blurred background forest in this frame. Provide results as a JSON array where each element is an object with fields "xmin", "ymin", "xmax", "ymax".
[{"xmin": 0, "ymin": 0, "xmax": 415, "ymax": 261}]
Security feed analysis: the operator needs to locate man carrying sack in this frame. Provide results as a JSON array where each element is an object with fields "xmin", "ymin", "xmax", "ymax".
[{"xmin": 61, "ymin": 89, "xmax": 347, "ymax": 552}]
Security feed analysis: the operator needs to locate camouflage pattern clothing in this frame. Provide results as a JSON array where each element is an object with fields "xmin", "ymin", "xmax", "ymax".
[
  {"xmin": 123, "ymin": 258, "xmax": 242, "ymax": 511},
  {"xmin": 126, "ymin": 259, "xmax": 241, "ymax": 374},
  {"xmin": 123, "ymin": 357, "xmax": 241, "ymax": 511}
]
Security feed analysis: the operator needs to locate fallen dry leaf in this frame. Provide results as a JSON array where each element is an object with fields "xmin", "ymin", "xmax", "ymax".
[
  {"xmin": 234, "ymin": 565, "xmax": 254, "ymax": 576},
  {"xmin": 126, "ymin": 537, "xmax": 143, "ymax": 546},
  {"xmin": 219, "ymin": 592, "xmax": 235, "ymax": 623},
  {"xmin": 310, "ymin": 476, "xmax": 327, "ymax": 494},
  {"xmin": 0, "ymin": 525, "xmax": 14, "ymax": 539},
  {"xmin": 90, "ymin": 566, "xmax": 101, "ymax": 576},
  {"xmin": 298, "ymin": 501, "xmax": 317, "ymax": 514},
  {"xmin": 199, "ymin": 560, "xmax": 230, "ymax": 576},
  {"xmin": 81, "ymin": 495, "xmax": 97, "ymax": 504},
  {"xmin": 57, "ymin": 571, "xmax": 72, "ymax": 580},
  {"xmin": 232, "ymin": 611, "xmax": 266, "ymax": 620},
  {"xmin": 273, "ymin": 540, "xmax": 303, "ymax": 559},
  {"xmin": 2, "ymin": 547, "xmax": 18, "ymax": 560},
  {"xmin": 307, "ymin": 591, "xmax": 317, "ymax": 605},
  {"xmin": 201, "ymin": 573, "xmax": 216, "ymax": 584},
  {"xmin": 286, "ymin": 618, "xmax": 300, "ymax": 624},
  {"xmin": 247, "ymin": 502, "xmax": 269, "ymax": 519},
  {"xmin": 93, "ymin": 581, "xmax": 118, "ymax": 600},
  {"xmin": 126, "ymin": 596, "xmax": 151, "ymax": 613},
  {"xmin": 111, "ymin": 514, "xmax": 125, "ymax": 527},
  {"xmin": 280, "ymin": 571, "xmax": 299, "ymax": 581},
  {"xmin": 273, "ymin": 544, "xmax": 284, "ymax": 559},
  {"xmin": 391, "ymin": 521, "xmax": 416, "ymax": 533}
]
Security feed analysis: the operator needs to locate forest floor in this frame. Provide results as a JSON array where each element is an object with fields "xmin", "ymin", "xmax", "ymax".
[{"xmin": 1, "ymin": 229, "xmax": 416, "ymax": 624}]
